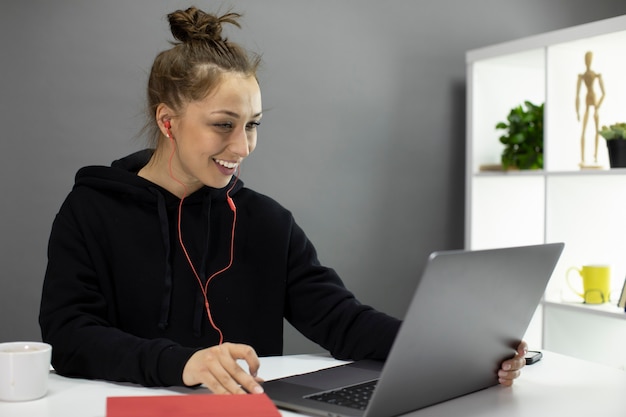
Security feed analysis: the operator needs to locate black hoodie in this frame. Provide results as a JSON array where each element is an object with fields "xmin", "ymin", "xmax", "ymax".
[{"xmin": 39, "ymin": 150, "xmax": 400, "ymax": 387}]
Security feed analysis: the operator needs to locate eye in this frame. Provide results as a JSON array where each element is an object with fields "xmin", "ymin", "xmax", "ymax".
[
  {"xmin": 213, "ymin": 122, "xmax": 233, "ymax": 132},
  {"xmin": 246, "ymin": 121, "xmax": 261, "ymax": 131}
]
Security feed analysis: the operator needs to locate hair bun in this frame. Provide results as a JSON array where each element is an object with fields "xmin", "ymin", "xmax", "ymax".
[{"xmin": 168, "ymin": 7, "xmax": 241, "ymax": 43}]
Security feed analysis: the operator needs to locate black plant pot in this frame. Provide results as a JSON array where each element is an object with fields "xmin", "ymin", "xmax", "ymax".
[{"xmin": 606, "ymin": 139, "xmax": 626, "ymax": 168}]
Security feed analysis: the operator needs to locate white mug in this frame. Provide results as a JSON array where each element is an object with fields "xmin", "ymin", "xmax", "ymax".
[{"xmin": 0, "ymin": 341, "xmax": 52, "ymax": 402}]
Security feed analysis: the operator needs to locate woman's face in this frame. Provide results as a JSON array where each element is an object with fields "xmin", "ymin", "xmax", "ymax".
[{"xmin": 166, "ymin": 72, "xmax": 262, "ymax": 190}]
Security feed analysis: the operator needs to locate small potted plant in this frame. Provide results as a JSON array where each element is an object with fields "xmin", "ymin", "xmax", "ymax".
[
  {"xmin": 495, "ymin": 100, "xmax": 544, "ymax": 170},
  {"xmin": 599, "ymin": 123, "xmax": 626, "ymax": 168}
]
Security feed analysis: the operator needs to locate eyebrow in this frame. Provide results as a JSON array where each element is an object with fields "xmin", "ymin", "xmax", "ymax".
[{"xmin": 211, "ymin": 110, "xmax": 263, "ymax": 118}]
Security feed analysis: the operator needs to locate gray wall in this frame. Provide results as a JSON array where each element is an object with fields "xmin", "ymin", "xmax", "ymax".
[{"xmin": 2, "ymin": 1, "xmax": 626, "ymax": 353}]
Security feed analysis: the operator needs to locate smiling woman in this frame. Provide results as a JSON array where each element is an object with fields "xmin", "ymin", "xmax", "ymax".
[
  {"xmin": 138, "ymin": 8, "xmax": 263, "ymax": 195},
  {"xmin": 38, "ymin": 6, "xmax": 527, "ymax": 397},
  {"xmin": 38, "ymin": 6, "xmax": 404, "ymax": 394},
  {"xmin": 139, "ymin": 73, "xmax": 263, "ymax": 195}
]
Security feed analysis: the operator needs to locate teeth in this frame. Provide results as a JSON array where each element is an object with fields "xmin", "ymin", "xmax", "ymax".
[{"xmin": 215, "ymin": 159, "xmax": 238, "ymax": 169}]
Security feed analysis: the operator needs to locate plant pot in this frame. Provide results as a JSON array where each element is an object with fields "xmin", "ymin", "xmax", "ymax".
[{"xmin": 606, "ymin": 139, "xmax": 626, "ymax": 168}]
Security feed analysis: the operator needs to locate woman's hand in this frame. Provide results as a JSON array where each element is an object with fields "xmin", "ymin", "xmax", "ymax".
[
  {"xmin": 498, "ymin": 340, "xmax": 528, "ymax": 386},
  {"xmin": 182, "ymin": 342, "xmax": 264, "ymax": 394}
]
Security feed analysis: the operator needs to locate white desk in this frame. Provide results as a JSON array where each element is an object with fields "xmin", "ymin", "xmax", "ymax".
[{"xmin": 1, "ymin": 351, "xmax": 625, "ymax": 416}]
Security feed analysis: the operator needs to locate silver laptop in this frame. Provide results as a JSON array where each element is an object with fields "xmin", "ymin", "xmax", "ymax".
[{"xmin": 263, "ymin": 243, "xmax": 564, "ymax": 417}]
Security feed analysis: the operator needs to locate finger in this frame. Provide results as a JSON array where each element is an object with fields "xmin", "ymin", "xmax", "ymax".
[
  {"xmin": 190, "ymin": 350, "xmax": 242, "ymax": 394},
  {"xmin": 502, "ymin": 341, "xmax": 528, "ymax": 372},
  {"xmin": 227, "ymin": 343, "xmax": 262, "ymax": 378},
  {"xmin": 192, "ymin": 343, "xmax": 263, "ymax": 394},
  {"xmin": 498, "ymin": 368, "xmax": 521, "ymax": 386},
  {"xmin": 516, "ymin": 341, "xmax": 529, "ymax": 357},
  {"xmin": 209, "ymin": 366, "xmax": 249, "ymax": 394},
  {"xmin": 220, "ymin": 344, "xmax": 264, "ymax": 394},
  {"xmin": 501, "ymin": 355, "xmax": 525, "ymax": 372},
  {"xmin": 201, "ymin": 370, "xmax": 241, "ymax": 395},
  {"xmin": 202, "ymin": 343, "xmax": 263, "ymax": 394},
  {"xmin": 191, "ymin": 346, "xmax": 251, "ymax": 394}
]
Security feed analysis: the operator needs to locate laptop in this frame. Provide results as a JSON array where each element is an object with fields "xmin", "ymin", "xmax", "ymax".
[{"xmin": 263, "ymin": 243, "xmax": 564, "ymax": 417}]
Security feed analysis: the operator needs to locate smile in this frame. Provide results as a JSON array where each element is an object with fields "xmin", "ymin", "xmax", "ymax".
[{"xmin": 214, "ymin": 159, "xmax": 239, "ymax": 169}]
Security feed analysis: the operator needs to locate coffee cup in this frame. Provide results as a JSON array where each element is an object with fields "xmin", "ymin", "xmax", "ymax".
[
  {"xmin": 566, "ymin": 265, "xmax": 611, "ymax": 304},
  {"xmin": 0, "ymin": 341, "xmax": 52, "ymax": 402}
]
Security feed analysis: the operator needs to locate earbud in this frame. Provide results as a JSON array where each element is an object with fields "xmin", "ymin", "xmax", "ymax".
[{"xmin": 163, "ymin": 120, "xmax": 173, "ymax": 140}]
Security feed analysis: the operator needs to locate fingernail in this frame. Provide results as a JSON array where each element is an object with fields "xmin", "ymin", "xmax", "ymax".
[
  {"xmin": 253, "ymin": 385, "xmax": 264, "ymax": 394},
  {"xmin": 503, "ymin": 363, "xmax": 511, "ymax": 370}
]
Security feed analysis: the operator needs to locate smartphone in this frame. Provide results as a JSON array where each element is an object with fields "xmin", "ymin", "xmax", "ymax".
[{"xmin": 524, "ymin": 350, "xmax": 543, "ymax": 365}]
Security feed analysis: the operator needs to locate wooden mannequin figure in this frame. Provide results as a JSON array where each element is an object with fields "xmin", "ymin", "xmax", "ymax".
[{"xmin": 575, "ymin": 51, "xmax": 605, "ymax": 168}]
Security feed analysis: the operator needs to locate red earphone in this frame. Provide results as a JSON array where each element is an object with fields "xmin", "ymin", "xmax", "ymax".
[
  {"xmin": 163, "ymin": 120, "xmax": 172, "ymax": 137},
  {"xmin": 163, "ymin": 115, "xmax": 238, "ymax": 344}
]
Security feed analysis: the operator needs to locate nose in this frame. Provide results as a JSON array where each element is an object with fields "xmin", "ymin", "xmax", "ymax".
[{"xmin": 228, "ymin": 126, "xmax": 255, "ymax": 158}]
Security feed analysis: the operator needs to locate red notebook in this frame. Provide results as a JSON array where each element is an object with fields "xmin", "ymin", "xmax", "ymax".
[{"xmin": 106, "ymin": 393, "xmax": 281, "ymax": 417}]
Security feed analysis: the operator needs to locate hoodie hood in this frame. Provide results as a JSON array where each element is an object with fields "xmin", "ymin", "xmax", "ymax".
[{"xmin": 73, "ymin": 149, "xmax": 244, "ymax": 332}]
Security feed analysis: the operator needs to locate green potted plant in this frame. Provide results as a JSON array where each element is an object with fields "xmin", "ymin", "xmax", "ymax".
[
  {"xmin": 599, "ymin": 123, "xmax": 626, "ymax": 168},
  {"xmin": 495, "ymin": 100, "xmax": 544, "ymax": 170}
]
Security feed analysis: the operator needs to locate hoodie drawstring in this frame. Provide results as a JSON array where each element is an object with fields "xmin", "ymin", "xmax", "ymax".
[
  {"xmin": 192, "ymin": 194, "xmax": 212, "ymax": 337},
  {"xmin": 150, "ymin": 188, "xmax": 174, "ymax": 330},
  {"xmin": 151, "ymin": 187, "xmax": 215, "ymax": 336}
]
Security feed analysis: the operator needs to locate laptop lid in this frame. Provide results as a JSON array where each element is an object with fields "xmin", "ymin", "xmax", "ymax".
[{"xmin": 264, "ymin": 243, "xmax": 564, "ymax": 417}]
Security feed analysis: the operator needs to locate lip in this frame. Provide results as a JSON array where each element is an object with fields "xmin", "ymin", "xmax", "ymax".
[{"xmin": 213, "ymin": 158, "xmax": 238, "ymax": 176}]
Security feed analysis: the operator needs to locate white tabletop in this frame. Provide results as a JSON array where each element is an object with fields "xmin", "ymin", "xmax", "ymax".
[{"xmin": 1, "ymin": 351, "xmax": 625, "ymax": 416}]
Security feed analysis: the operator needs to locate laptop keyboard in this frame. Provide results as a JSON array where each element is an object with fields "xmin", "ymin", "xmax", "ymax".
[{"xmin": 305, "ymin": 379, "xmax": 378, "ymax": 411}]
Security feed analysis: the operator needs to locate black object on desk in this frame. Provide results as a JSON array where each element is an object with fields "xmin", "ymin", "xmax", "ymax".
[
  {"xmin": 525, "ymin": 351, "xmax": 543, "ymax": 365},
  {"xmin": 617, "ymin": 276, "xmax": 626, "ymax": 312}
]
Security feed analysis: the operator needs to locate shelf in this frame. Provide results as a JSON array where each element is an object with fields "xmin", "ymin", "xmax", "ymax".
[
  {"xmin": 473, "ymin": 167, "xmax": 626, "ymax": 177},
  {"xmin": 466, "ymin": 14, "xmax": 626, "ymax": 367},
  {"xmin": 466, "ymin": 15, "xmax": 626, "ymax": 62},
  {"xmin": 474, "ymin": 169, "xmax": 545, "ymax": 177},
  {"xmin": 542, "ymin": 299, "xmax": 626, "ymax": 321},
  {"xmin": 468, "ymin": 20, "xmax": 626, "ymax": 173},
  {"xmin": 542, "ymin": 298, "xmax": 626, "ymax": 369},
  {"xmin": 544, "ymin": 168, "xmax": 626, "ymax": 176}
]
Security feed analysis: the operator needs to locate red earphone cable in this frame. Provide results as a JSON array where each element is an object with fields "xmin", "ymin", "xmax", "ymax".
[{"xmin": 165, "ymin": 126, "xmax": 238, "ymax": 345}]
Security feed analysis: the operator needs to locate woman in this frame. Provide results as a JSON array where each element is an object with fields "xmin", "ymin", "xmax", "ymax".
[{"xmin": 39, "ymin": 7, "xmax": 526, "ymax": 395}]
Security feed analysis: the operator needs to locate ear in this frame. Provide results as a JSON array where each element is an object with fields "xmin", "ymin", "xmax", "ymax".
[{"xmin": 155, "ymin": 103, "xmax": 175, "ymax": 137}]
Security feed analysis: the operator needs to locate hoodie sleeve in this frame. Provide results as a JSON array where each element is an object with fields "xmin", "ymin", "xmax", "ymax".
[
  {"xmin": 284, "ymin": 220, "xmax": 402, "ymax": 361},
  {"xmin": 39, "ymin": 195, "xmax": 197, "ymax": 387}
]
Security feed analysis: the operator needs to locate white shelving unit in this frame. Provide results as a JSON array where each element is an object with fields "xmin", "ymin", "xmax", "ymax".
[{"xmin": 465, "ymin": 15, "xmax": 626, "ymax": 369}]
